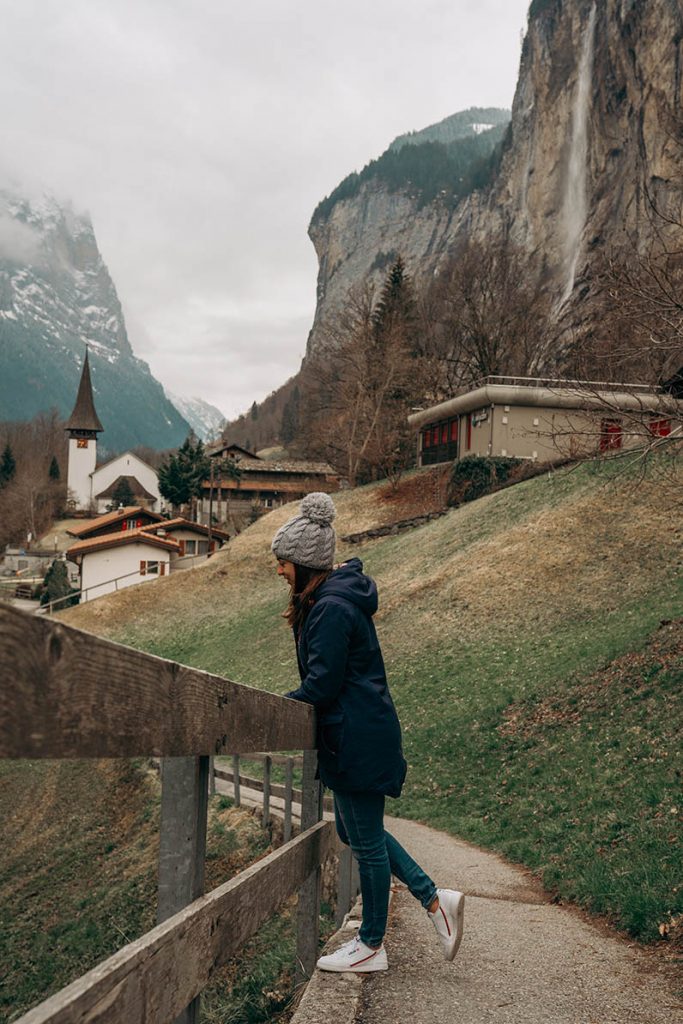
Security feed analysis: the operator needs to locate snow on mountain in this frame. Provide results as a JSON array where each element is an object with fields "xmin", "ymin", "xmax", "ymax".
[
  {"xmin": 0, "ymin": 187, "xmax": 190, "ymax": 452},
  {"xmin": 167, "ymin": 391, "xmax": 226, "ymax": 442}
]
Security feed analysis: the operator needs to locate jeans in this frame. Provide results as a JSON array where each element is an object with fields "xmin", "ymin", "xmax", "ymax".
[{"xmin": 333, "ymin": 790, "xmax": 437, "ymax": 948}]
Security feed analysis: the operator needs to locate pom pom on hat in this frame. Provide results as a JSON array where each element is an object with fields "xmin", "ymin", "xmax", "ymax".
[
  {"xmin": 271, "ymin": 491, "xmax": 337, "ymax": 570},
  {"xmin": 300, "ymin": 492, "xmax": 336, "ymax": 526}
]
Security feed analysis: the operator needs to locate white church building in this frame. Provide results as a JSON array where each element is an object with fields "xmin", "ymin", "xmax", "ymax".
[{"xmin": 65, "ymin": 351, "xmax": 162, "ymax": 513}]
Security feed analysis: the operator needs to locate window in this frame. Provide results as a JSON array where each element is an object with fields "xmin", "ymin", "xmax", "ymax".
[
  {"xmin": 146, "ymin": 561, "xmax": 159, "ymax": 575},
  {"xmin": 76, "ymin": 438, "xmax": 89, "ymax": 449},
  {"xmin": 198, "ymin": 540, "xmax": 209, "ymax": 555},
  {"xmin": 650, "ymin": 417, "xmax": 671, "ymax": 437},
  {"xmin": 422, "ymin": 429, "xmax": 431, "ymax": 449},
  {"xmin": 441, "ymin": 424, "xmax": 448, "ymax": 444},
  {"xmin": 450, "ymin": 419, "xmax": 458, "ymax": 442},
  {"xmin": 600, "ymin": 419, "xmax": 622, "ymax": 451}
]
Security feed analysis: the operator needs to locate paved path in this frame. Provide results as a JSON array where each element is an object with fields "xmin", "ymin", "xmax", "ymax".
[{"xmin": 295, "ymin": 815, "xmax": 682, "ymax": 1024}]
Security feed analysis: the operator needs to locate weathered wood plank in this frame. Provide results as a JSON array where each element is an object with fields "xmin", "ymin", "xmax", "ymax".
[
  {"xmin": 0, "ymin": 604, "xmax": 315, "ymax": 758},
  {"xmin": 15, "ymin": 820, "xmax": 335, "ymax": 1024},
  {"xmin": 284, "ymin": 757, "xmax": 294, "ymax": 844},
  {"xmin": 158, "ymin": 757, "xmax": 209, "ymax": 1024}
]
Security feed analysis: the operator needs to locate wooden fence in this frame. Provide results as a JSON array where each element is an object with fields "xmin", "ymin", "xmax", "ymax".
[{"xmin": 0, "ymin": 603, "xmax": 357, "ymax": 1024}]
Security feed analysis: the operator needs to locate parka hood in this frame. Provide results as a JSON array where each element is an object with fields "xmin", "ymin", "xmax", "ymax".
[{"xmin": 315, "ymin": 557, "xmax": 378, "ymax": 616}]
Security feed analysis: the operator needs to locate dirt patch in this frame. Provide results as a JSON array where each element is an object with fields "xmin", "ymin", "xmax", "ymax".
[{"xmin": 499, "ymin": 618, "xmax": 683, "ymax": 739}]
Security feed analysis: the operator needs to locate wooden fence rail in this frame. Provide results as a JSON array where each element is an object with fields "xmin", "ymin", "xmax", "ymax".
[{"xmin": 0, "ymin": 603, "xmax": 355, "ymax": 1024}]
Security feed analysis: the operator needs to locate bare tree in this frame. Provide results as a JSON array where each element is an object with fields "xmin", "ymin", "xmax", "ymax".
[{"xmin": 426, "ymin": 235, "xmax": 556, "ymax": 392}]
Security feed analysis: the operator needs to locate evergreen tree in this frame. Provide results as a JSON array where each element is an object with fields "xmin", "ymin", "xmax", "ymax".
[
  {"xmin": 158, "ymin": 434, "xmax": 211, "ymax": 510},
  {"xmin": 48, "ymin": 455, "xmax": 60, "ymax": 481},
  {"xmin": 41, "ymin": 559, "xmax": 78, "ymax": 609},
  {"xmin": 0, "ymin": 443, "xmax": 16, "ymax": 487},
  {"xmin": 250, "ymin": 401, "xmax": 259, "ymax": 420},
  {"xmin": 110, "ymin": 477, "xmax": 135, "ymax": 508}
]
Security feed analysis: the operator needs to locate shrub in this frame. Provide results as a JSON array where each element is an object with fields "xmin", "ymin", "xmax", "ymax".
[{"xmin": 447, "ymin": 455, "xmax": 523, "ymax": 505}]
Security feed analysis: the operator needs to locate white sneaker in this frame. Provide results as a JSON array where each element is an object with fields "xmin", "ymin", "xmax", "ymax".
[
  {"xmin": 316, "ymin": 935, "xmax": 388, "ymax": 973},
  {"xmin": 428, "ymin": 888, "xmax": 464, "ymax": 961}
]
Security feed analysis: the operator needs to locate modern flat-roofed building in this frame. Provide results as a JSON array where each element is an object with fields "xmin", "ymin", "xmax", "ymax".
[{"xmin": 408, "ymin": 376, "xmax": 683, "ymax": 467}]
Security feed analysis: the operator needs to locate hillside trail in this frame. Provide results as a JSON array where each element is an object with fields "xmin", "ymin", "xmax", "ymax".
[
  {"xmin": 214, "ymin": 777, "xmax": 681, "ymax": 1022},
  {"xmin": 344, "ymin": 816, "xmax": 681, "ymax": 1024}
]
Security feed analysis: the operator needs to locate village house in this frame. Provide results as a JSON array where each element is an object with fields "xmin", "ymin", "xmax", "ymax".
[
  {"xmin": 201, "ymin": 444, "xmax": 340, "ymax": 524},
  {"xmin": 66, "ymin": 529, "xmax": 179, "ymax": 603},
  {"xmin": 138, "ymin": 518, "xmax": 230, "ymax": 569},
  {"xmin": 65, "ymin": 508, "xmax": 229, "ymax": 601},
  {"xmin": 408, "ymin": 376, "xmax": 683, "ymax": 467}
]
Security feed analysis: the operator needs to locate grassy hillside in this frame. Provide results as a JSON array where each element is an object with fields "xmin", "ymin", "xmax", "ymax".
[{"xmin": 58, "ymin": 458, "xmax": 683, "ymax": 951}]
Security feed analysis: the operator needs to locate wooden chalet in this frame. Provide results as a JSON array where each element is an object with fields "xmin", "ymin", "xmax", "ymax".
[{"xmin": 202, "ymin": 447, "xmax": 339, "ymax": 522}]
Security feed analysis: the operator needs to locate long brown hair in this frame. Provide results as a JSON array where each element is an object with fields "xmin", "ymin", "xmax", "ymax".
[{"xmin": 283, "ymin": 563, "xmax": 331, "ymax": 634}]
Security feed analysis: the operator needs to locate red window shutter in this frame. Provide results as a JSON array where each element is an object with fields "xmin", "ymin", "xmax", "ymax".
[
  {"xmin": 122, "ymin": 521, "xmax": 127, "ymax": 531},
  {"xmin": 467, "ymin": 414, "xmax": 472, "ymax": 449},
  {"xmin": 650, "ymin": 417, "xmax": 671, "ymax": 437},
  {"xmin": 137, "ymin": 519, "xmax": 142, "ymax": 528},
  {"xmin": 450, "ymin": 419, "xmax": 458, "ymax": 441},
  {"xmin": 441, "ymin": 424, "xmax": 448, "ymax": 444},
  {"xmin": 139, "ymin": 561, "xmax": 146, "ymax": 576},
  {"xmin": 178, "ymin": 539, "xmax": 186, "ymax": 556},
  {"xmin": 210, "ymin": 541, "xmax": 216, "ymax": 553},
  {"xmin": 160, "ymin": 562, "xmax": 166, "ymax": 576}
]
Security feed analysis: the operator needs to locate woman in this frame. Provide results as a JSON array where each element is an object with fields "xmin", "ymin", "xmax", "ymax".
[{"xmin": 272, "ymin": 492, "xmax": 464, "ymax": 973}]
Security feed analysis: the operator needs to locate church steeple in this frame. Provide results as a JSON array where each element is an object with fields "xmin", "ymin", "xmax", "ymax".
[
  {"xmin": 65, "ymin": 349, "xmax": 103, "ymax": 511},
  {"xmin": 65, "ymin": 349, "xmax": 103, "ymax": 436}
]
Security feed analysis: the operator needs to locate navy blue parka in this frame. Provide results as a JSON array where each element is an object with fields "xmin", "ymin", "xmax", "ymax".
[{"xmin": 285, "ymin": 557, "xmax": 407, "ymax": 798}]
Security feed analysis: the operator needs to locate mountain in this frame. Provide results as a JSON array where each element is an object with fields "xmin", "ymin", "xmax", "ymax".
[
  {"xmin": 305, "ymin": 0, "xmax": 683, "ymax": 358},
  {"xmin": 388, "ymin": 106, "xmax": 511, "ymax": 151},
  {"xmin": 0, "ymin": 189, "xmax": 190, "ymax": 453},
  {"xmin": 166, "ymin": 391, "xmax": 226, "ymax": 442}
]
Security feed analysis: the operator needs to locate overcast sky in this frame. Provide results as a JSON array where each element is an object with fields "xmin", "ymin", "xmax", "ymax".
[{"xmin": 1, "ymin": 0, "xmax": 530, "ymax": 420}]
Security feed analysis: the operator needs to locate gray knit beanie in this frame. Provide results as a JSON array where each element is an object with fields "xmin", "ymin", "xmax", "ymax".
[{"xmin": 271, "ymin": 492, "xmax": 337, "ymax": 570}]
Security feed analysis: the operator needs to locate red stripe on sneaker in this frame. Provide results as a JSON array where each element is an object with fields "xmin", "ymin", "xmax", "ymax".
[
  {"xmin": 440, "ymin": 907, "xmax": 451, "ymax": 937},
  {"xmin": 349, "ymin": 950, "xmax": 379, "ymax": 967}
]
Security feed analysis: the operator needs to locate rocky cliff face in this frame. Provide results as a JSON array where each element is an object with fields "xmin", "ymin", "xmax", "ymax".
[
  {"xmin": 0, "ymin": 189, "xmax": 189, "ymax": 453},
  {"xmin": 306, "ymin": 0, "xmax": 683, "ymax": 358}
]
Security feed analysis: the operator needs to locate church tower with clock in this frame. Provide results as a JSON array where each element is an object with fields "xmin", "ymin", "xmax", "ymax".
[{"xmin": 65, "ymin": 349, "xmax": 104, "ymax": 511}]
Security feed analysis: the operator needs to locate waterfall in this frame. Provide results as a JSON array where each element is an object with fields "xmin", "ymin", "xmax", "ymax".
[{"xmin": 560, "ymin": 3, "xmax": 597, "ymax": 306}]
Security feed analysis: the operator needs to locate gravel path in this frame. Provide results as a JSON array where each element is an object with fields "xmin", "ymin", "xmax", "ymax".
[
  {"xmin": 216, "ymin": 776, "xmax": 681, "ymax": 1023},
  {"xmin": 353, "ymin": 816, "xmax": 681, "ymax": 1024}
]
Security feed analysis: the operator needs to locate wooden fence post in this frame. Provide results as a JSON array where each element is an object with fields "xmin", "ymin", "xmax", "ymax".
[
  {"xmin": 157, "ymin": 756, "xmax": 210, "ymax": 1024},
  {"xmin": 295, "ymin": 749, "xmax": 323, "ymax": 986},
  {"xmin": 262, "ymin": 755, "xmax": 271, "ymax": 829},
  {"xmin": 232, "ymin": 754, "xmax": 241, "ymax": 806},
  {"xmin": 284, "ymin": 756, "xmax": 293, "ymax": 844}
]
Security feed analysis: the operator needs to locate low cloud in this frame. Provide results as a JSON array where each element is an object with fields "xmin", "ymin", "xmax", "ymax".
[{"xmin": 0, "ymin": 213, "xmax": 41, "ymax": 263}]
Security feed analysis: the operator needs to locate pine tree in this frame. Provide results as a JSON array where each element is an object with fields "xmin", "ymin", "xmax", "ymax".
[
  {"xmin": 250, "ymin": 401, "xmax": 259, "ymax": 421},
  {"xmin": 0, "ymin": 443, "xmax": 16, "ymax": 487},
  {"xmin": 111, "ymin": 477, "xmax": 135, "ymax": 507},
  {"xmin": 49, "ymin": 455, "xmax": 60, "ymax": 481},
  {"xmin": 158, "ymin": 435, "xmax": 211, "ymax": 510}
]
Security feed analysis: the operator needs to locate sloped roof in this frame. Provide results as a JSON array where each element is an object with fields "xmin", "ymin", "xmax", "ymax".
[
  {"xmin": 209, "ymin": 457, "xmax": 337, "ymax": 477},
  {"xmin": 94, "ymin": 475, "xmax": 156, "ymax": 500},
  {"xmin": 94, "ymin": 450, "xmax": 159, "ymax": 474},
  {"xmin": 67, "ymin": 528, "xmax": 180, "ymax": 557},
  {"xmin": 65, "ymin": 351, "xmax": 104, "ymax": 433},
  {"xmin": 67, "ymin": 506, "xmax": 165, "ymax": 538},
  {"xmin": 208, "ymin": 442, "xmax": 259, "ymax": 460},
  {"xmin": 143, "ymin": 517, "xmax": 230, "ymax": 542}
]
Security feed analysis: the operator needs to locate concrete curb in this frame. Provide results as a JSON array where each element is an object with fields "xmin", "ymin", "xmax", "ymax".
[{"xmin": 291, "ymin": 889, "xmax": 399, "ymax": 1024}]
